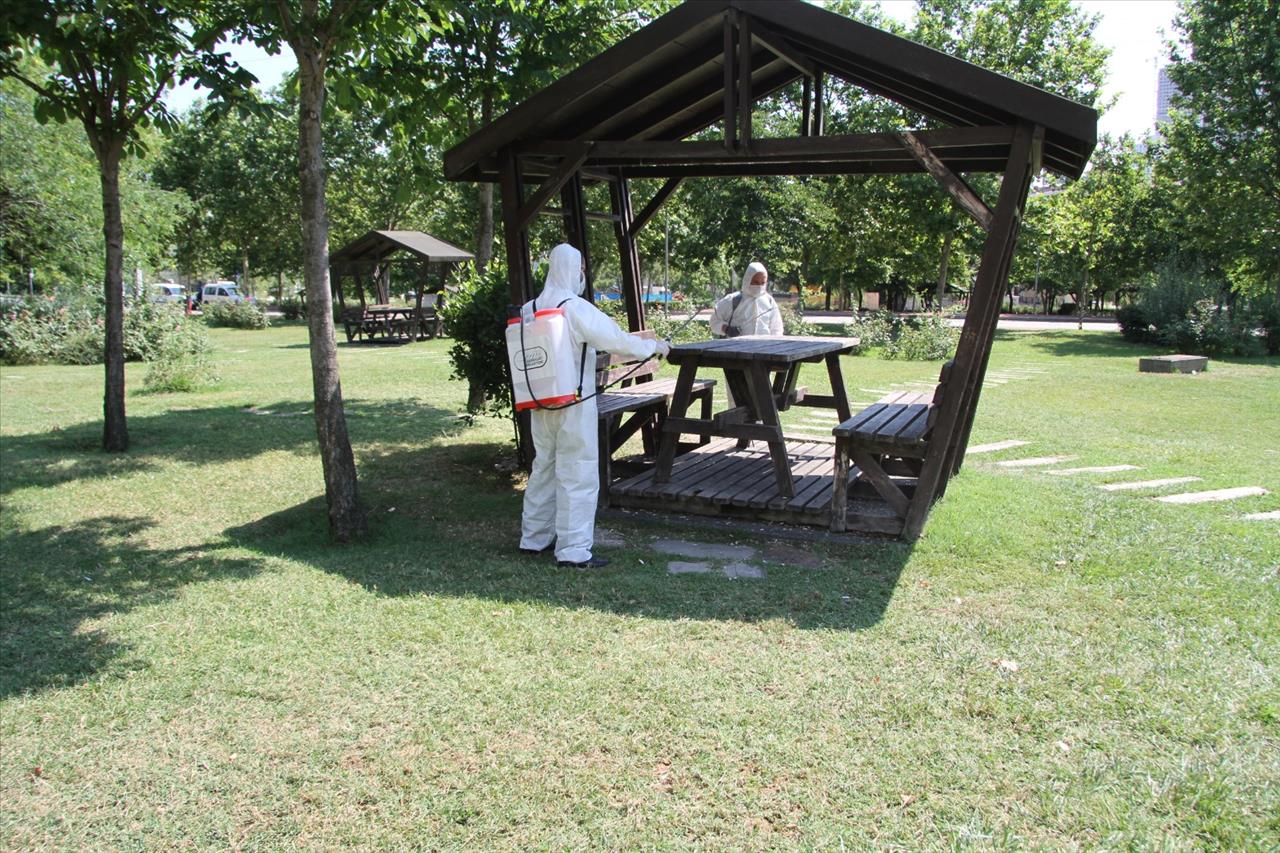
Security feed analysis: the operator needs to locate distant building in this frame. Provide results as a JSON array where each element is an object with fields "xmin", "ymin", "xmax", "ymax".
[{"xmin": 1156, "ymin": 66, "xmax": 1178, "ymax": 126}]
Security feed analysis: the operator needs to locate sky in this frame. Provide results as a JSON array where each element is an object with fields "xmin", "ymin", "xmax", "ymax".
[{"xmin": 163, "ymin": 0, "xmax": 1180, "ymax": 140}]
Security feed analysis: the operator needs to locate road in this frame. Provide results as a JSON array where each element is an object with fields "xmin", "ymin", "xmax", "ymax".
[{"xmin": 670, "ymin": 309, "xmax": 1120, "ymax": 333}]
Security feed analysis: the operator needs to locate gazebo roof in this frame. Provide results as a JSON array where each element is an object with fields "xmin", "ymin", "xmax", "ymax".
[
  {"xmin": 330, "ymin": 230, "xmax": 475, "ymax": 264},
  {"xmin": 443, "ymin": 0, "xmax": 1097, "ymax": 182}
]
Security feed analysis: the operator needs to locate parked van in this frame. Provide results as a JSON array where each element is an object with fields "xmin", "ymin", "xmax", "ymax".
[
  {"xmin": 200, "ymin": 281, "xmax": 244, "ymax": 304},
  {"xmin": 150, "ymin": 283, "xmax": 185, "ymax": 303}
]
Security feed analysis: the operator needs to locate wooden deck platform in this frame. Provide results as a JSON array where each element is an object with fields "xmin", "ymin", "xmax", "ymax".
[{"xmin": 608, "ymin": 437, "xmax": 905, "ymax": 536}]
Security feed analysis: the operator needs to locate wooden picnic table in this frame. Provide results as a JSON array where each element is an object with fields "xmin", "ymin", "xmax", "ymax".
[{"xmin": 653, "ymin": 335, "xmax": 860, "ymax": 497}]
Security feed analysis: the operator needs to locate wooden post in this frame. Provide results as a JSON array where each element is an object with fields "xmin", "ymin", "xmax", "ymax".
[
  {"xmin": 560, "ymin": 169, "xmax": 593, "ymax": 302},
  {"xmin": 801, "ymin": 75, "xmax": 811, "ymax": 137},
  {"xmin": 813, "ymin": 69, "xmax": 824, "ymax": 136},
  {"xmin": 901, "ymin": 123, "xmax": 1040, "ymax": 541},
  {"xmin": 610, "ymin": 171, "xmax": 645, "ymax": 333},
  {"xmin": 945, "ymin": 129, "xmax": 1042, "ymax": 481},
  {"xmin": 722, "ymin": 10, "xmax": 737, "ymax": 152},
  {"xmin": 499, "ymin": 146, "xmax": 535, "ymax": 464},
  {"xmin": 737, "ymin": 11, "xmax": 752, "ymax": 150}
]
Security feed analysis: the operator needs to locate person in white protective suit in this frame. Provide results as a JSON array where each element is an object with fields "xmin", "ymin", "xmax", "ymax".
[
  {"xmin": 519, "ymin": 243, "xmax": 671, "ymax": 568},
  {"xmin": 709, "ymin": 261, "xmax": 783, "ymax": 339}
]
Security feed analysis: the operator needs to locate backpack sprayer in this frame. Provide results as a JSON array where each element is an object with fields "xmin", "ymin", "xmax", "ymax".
[{"xmin": 505, "ymin": 295, "xmax": 717, "ymax": 412}]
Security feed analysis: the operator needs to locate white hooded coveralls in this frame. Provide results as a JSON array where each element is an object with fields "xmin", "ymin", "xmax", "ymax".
[
  {"xmin": 519, "ymin": 243, "xmax": 659, "ymax": 564},
  {"xmin": 710, "ymin": 262, "xmax": 783, "ymax": 338}
]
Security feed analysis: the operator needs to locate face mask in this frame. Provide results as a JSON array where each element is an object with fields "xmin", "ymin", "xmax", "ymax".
[{"xmin": 746, "ymin": 283, "xmax": 765, "ymax": 296}]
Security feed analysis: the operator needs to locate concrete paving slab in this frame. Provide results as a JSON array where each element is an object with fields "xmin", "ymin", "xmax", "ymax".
[
  {"xmin": 860, "ymin": 388, "xmax": 893, "ymax": 395},
  {"xmin": 668, "ymin": 561, "xmax": 713, "ymax": 575},
  {"xmin": 1099, "ymin": 476, "xmax": 1202, "ymax": 492},
  {"xmin": 1242, "ymin": 510, "xmax": 1280, "ymax": 520},
  {"xmin": 651, "ymin": 539, "xmax": 757, "ymax": 560},
  {"xmin": 723, "ymin": 562, "xmax": 766, "ymax": 579},
  {"xmin": 1156, "ymin": 486, "xmax": 1269, "ymax": 504},
  {"xmin": 762, "ymin": 544, "xmax": 827, "ymax": 569},
  {"xmin": 996, "ymin": 455, "xmax": 1077, "ymax": 468},
  {"xmin": 967, "ymin": 439, "xmax": 1030, "ymax": 454},
  {"xmin": 594, "ymin": 527, "xmax": 626, "ymax": 548},
  {"xmin": 1047, "ymin": 465, "xmax": 1141, "ymax": 476}
]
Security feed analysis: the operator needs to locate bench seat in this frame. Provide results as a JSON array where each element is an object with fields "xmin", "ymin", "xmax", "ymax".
[{"xmin": 831, "ymin": 362, "xmax": 953, "ymax": 531}]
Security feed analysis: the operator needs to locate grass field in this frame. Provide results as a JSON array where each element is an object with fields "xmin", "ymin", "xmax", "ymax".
[{"xmin": 2, "ymin": 324, "xmax": 1277, "ymax": 850}]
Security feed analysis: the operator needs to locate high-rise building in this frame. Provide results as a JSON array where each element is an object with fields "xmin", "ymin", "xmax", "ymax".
[{"xmin": 1156, "ymin": 66, "xmax": 1179, "ymax": 125}]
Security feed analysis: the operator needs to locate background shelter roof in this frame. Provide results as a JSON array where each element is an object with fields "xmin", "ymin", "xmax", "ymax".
[
  {"xmin": 443, "ymin": 0, "xmax": 1097, "ymax": 181},
  {"xmin": 329, "ymin": 230, "xmax": 475, "ymax": 264}
]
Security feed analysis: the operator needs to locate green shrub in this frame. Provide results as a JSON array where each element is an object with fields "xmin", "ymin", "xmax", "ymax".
[
  {"xmin": 1116, "ymin": 303, "xmax": 1151, "ymax": 343},
  {"xmin": 0, "ymin": 295, "xmax": 198, "ymax": 365},
  {"xmin": 143, "ymin": 321, "xmax": 219, "ymax": 393},
  {"xmin": 279, "ymin": 298, "xmax": 305, "ymax": 321},
  {"xmin": 843, "ymin": 310, "xmax": 895, "ymax": 350},
  {"xmin": 203, "ymin": 300, "xmax": 269, "ymax": 329},
  {"xmin": 440, "ymin": 261, "xmax": 512, "ymax": 415},
  {"xmin": 777, "ymin": 300, "xmax": 816, "ymax": 336},
  {"xmin": 883, "ymin": 313, "xmax": 959, "ymax": 361}
]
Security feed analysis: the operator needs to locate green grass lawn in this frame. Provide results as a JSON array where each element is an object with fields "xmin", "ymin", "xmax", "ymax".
[{"xmin": 2, "ymin": 325, "xmax": 1277, "ymax": 850}]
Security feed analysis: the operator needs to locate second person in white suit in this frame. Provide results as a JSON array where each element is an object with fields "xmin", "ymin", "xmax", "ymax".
[{"xmin": 710, "ymin": 262, "xmax": 783, "ymax": 338}]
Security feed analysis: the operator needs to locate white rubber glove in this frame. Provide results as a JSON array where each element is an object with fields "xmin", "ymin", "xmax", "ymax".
[{"xmin": 655, "ymin": 340, "xmax": 672, "ymax": 358}]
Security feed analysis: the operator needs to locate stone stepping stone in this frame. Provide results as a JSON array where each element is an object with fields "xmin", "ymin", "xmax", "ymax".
[
  {"xmin": 723, "ymin": 562, "xmax": 766, "ymax": 579},
  {"xmin": 594, "ymin": 527, "xmax": 626, "ymax": 548},
  {"xmin": 1242, "ymin": 510, "xmax": 1280, "ymax": 520},
  {"xmin": 1156, "ymin": 486, "xmax": 1268, "ymax": 504},
  {"xmin": 668, "ymin": 561, "xmax": 712, "ymax": 575},
  {"xmin": 1048, "ymin": 465, "xmax": 1141, "ymax": 476},
  {"xmin": 996, "ymin": 455, "xmax": 1076, "ymax": 468},
  {"xmin": 860, "ymin": 388, "xmax": 893, "ymax": 395},
  {"xmin": 651, "ymin": 539, "xmax": 756, "ymax": 561},
  {"xmin": 1099, "ymin": 476, "xmax": 1203, "ymax": 492},
  {"xmin": 983, "ymin": 379, "xmax": 1009, "ymax": 385},
  {"xmin": 967, "ymin": 439, "xmax": 1030, "ymax": 454}
]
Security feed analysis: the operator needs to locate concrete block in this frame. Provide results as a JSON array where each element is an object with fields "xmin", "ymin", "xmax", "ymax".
[{"xmin": 1139, "ymin": 354, "xmax": 1208, "ymax": 374}]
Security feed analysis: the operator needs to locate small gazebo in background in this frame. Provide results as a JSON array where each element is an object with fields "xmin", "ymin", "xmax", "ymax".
[{"xmin": 329, "ymin": 230, "xmax": 474, "ymax": 341}]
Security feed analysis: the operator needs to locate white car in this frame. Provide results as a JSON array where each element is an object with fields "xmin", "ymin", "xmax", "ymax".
[
  {"xmin": 150, "ymin": 283, "xmax": 185, "ymax": 303},
  {"xmin": 200, "ymin": 282, "xmax": 245, "ymax": 304}
]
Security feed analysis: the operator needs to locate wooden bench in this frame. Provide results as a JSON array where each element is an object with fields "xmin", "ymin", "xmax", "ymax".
[
  {"xmin": 340, "ymin": 306, "xmax": 382, "ymax": 343},
  {"xmin": 831, "ymin": 360, "xmax": 954, "ymax": 531},
  {"xmin": 596, "ymin": 331, "xmax": 715, "ymax": 496}
]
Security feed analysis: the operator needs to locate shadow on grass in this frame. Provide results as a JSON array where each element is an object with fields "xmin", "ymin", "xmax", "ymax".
[
  {"xmin": 0, "ymin": 516, "xmax": 264, "ymax": 699},
  {"xmin": 226, "ymin": 440, "xmax": 913, "ymax": 634},
  {"xmin": 0, "ymin": 398, "xmax": 462, "ymax": 496}
]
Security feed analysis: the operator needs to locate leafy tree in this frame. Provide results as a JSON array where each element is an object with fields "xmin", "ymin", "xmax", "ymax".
[
  {"xmin": 1158, "ymin": 0, "xmax": 1279, "ymax": 300},
  {"xmin": 223, "ymin": 0, "xmax": 449, "ymax": 541},
  {"xmin": 0, "ymin": 1, "xmax": 247, "ymax": 451}
]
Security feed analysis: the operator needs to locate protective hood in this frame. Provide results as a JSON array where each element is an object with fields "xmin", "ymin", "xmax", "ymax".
[
  {"xmin": 740, "ymin": 261, "xmax": 769, "ymax": 298},
  {"xmin": 544, "ymin": 243, "xmax": 586, "ymax": 297}
]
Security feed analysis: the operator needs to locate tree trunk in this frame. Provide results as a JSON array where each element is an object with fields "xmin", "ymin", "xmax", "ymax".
[
  {"xmin": 935, "ymin": 228, "xmax": 954, "ymax": 310},
  {"xmin": 296, "ymin": 50, "xmax": 367, "ymax": 542},
  {"xmin": 241, "ymin": 247, "xmax": 251, "ymax": 298},
  {"xmin": 1079, "ymin": 268, "xmax": 1087, "ymax": 330},
  {"xmin": 98, "ymin": 141, "xmax": 128, "ymax": 452}
]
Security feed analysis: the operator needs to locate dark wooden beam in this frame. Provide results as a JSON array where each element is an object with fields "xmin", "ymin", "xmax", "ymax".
[
  {"xmin": 750, "ymin": 16, "xmax": 816, "ymax": 78},
  {"xmin": 801, "ymin": 75, "xmax": 811, "ymax": 136},
  {"xmin": 945, "ymin": 126, "xmax": 1044, "ymax": 479},
  {"xmin": 559, "ymin": 169, "xmax": 594, "ymax": 301},
  {"xmin": 655, "ymin": 60, "xmax": 799, "ymax": 144},
  {"xmin": 525, "ymin": 127, "xmax": 1013, "ymax": 164},
  {"xmin": 619, "ymin": 158, "xmax": 1008, "ymax": 179},
  {"xmin": 609, "ymin": 172, "xmax": 645, "ymax": 332},
  {"xmin": 901, "ymin": 122, "xmax": 1039, "ymax": 541},
  {"xmin": 538, "ymin": 206, "xmax": 622, "ymax": 223},
  {"xmin": 737, "ymin": 11, "xmax": 753, "ymax": 149},
  {"xmin": 498, "ymin": 146, "xmax": 533, "ymax": 306},
  {"xmin": 813, "ymin": 68, "xmax": 824, "ymax": 136},
  {"xmin": 513, "ymin": 143, "xmax": 591, "ymax": 232},
  {"xmin": 629, "ymin": 177, "xmax": 684, "ymax": 236},
  {"xmin": 897, "ymin": 131, "xmax": 994, "ymax": 230},
  {"xmin": 722, "ymin": 10, "xmax": 737, "ymax": 152}
]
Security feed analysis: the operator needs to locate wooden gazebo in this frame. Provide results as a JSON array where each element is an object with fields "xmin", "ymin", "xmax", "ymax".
[
  {"xmin": 329, "ymin": 229, "xmax": 473, "ymax": 312},
  {"xmin": 443, "ymin": 0, "xmax": 1096, "ymax": 539}
]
